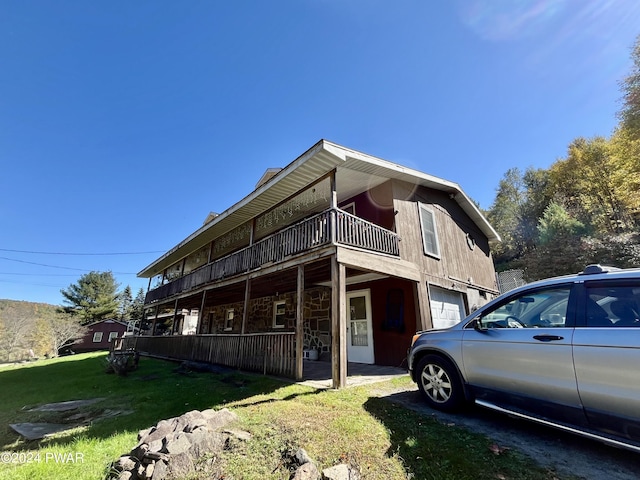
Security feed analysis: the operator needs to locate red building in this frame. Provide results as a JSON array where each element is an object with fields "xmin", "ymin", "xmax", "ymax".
[{"xmin": 74, "ymin": 319, "xmax": 129, "ymax": 352}]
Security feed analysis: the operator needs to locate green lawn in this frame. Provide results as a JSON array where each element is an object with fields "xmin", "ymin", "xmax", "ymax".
[{"xmin": 0, "ymin": 353, "xmax": 572, "ymax": 480}]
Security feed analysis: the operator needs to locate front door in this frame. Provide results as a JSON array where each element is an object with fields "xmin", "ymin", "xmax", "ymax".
[{"xmin": 346, "ymin": 289, "xmax": 374, "ymax": 364}]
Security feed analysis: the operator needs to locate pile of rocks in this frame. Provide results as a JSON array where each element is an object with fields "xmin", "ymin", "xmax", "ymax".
[{"xmin": 108, "ymin": 408, "xmax": 250, "ymax": 480}]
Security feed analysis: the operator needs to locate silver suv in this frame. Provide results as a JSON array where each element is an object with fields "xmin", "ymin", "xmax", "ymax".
[{"xmin": 408, "ymin": 265, "xmax": 640, "ymax": 452}]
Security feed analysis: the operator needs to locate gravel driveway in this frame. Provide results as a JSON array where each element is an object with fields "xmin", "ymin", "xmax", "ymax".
[{"xmin": 374, "ymin": 384, "xmax": 640, "ymax": 480}]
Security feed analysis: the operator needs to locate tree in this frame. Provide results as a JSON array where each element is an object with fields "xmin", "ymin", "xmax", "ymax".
[
  {"xmin": 619, "ymin": 34, "xmax": 640, "ymax": 139},
  {"xmin": 29, "ymin": 311, "xmax": 87, "ymax": 357},
  {"xmin": 130, "ymin": 288, "xmax": 146, "ymax": 322},
  {"xmin": 61, "ymin": 271, "xmax": 120, "ymax": 324},
  {"xmin": 119, "ymin": 285, "xmax": 133, "ymax": 321}
]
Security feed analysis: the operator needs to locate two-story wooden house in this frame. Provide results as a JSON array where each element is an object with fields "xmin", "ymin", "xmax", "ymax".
[{"xmin": 132, "ymin": 140, "xmax": 500, "ymax": 387}]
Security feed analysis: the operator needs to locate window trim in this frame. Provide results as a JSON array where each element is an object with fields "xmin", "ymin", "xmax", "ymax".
[
  {"xmin": 418, "ymin": 203, "xmax": 441, "ymax": 258},
  {"xmin": 224, "ymin": 308, "xmax": 234, "ymax": 331},
  {"xmin": 108, "ymin": 331, "xmax": 119, "ymax": 342},
  {"xmin": 92, "ymin": 332, "xmax": 103, "ymax": 343},
  {"xmin": 273, "ymin": 300, "xmax": 286, "ymax": 329}
]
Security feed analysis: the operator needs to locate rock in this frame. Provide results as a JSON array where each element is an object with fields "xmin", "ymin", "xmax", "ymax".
[
  {"xmin": 148, "ymin": 438, "xmax": 163, "ymax": 453},
  {"xmin": 114, "ymin": 455, "xmax": 136, "ymax": 472},
  {"xmin": 117, "ymin": 471, "xmax": 133, "ymax": 480},
  {"xmin": 144, "ymin": 451, "xmax": 169, "ymax": 462},
  {"xmin": 167, "ymin": 451, "xmax": 194, "ymax": 478},
  {"xmin": 296, "ymin": 448, "xmax": 314, "ymax": 465},
  {"xmin": 186, "ymin": 428, "xmax": 225, "ymax": 458},
  {"xmin": 131, "ymin": 443, "xmax": 149, "ymax": 460},
  {"xmin": 165, "ymin": 432, "xmax": 192, "ymax": 455},
  {"xmin": 153, "ymin": 459, "xmax": 168, "ymax": 480},
  {"xmin": 223, "ymin": 428, "xmax": 252, "ymax": 442},
  {"xmin": 293, "ymin": 462, "xmax": 320, "ymax": 480},
  {"xmin": 322, "ymin": 464, "xmax": 360, "ymax": 480},
  {"xmin": 205, "ymin": 408, "xmax": 238, "ymax": 430},
  {"xmin": 137, "ymin": 427, "xmax": 153, "ymax": 441},
  {"xmin": 144, "ymin": 462, "xmax": 154, "ymax": 479}
]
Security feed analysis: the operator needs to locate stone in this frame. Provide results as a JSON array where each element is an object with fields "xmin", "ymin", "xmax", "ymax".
[
  {"xmin": 118, "ymin": 471, "xmax": 133, "ymax": 480},
  {"xmin": 167, "ymin": 451, "xmax": 194, "ymax": 478},
  {"xmin": 165, "ymin": 432, "xmax": 192, "ymax": 455},
  {"xmin": 152, "ymin": 460, "xmax": 168, "ymax": 480},
  {"xmin": 130, "ymin": 442, "xmax": 149, "ymax": 460},
  {"xmin": 114, "ymin": 455, "xmax": 136, "ymax": 472},
  {"xmin": 293, "ymin": 462, "xmax": 320, "ymax": 480},
  {"xmin": 223, "ymin": 428, "xmax": 252, "ymax": 442},
  {"xmin": 148, "ymin": 438, "xmax": 163, "ymax": 453},
  {"xmin": 205, "ymin": 408, "xmax": 238, "ymax": 430},
  {"xmin": 144, "ymin": 451, "xmax": 169, "ymax": 462},
  {"xmin": 185, "ymin": 428, "xmax": 225, "ymax": 458},
  {"xmin": 144, "ymin": 462, "xmax": 154, "ymax": 479},
  {"xmin": 322, "ymin": 464, "xmax": 360, "ymax": 480},
  {"xmin": 295, "ymin": 448, "xmax": 313, "ymax": 465}
]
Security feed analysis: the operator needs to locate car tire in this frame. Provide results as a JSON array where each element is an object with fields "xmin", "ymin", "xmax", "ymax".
[{"xmin": 416, "ymin": 354, "xmax": 465, "ymax": 412}]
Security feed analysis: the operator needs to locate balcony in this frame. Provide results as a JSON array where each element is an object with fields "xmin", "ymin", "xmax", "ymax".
[{"xmin": 145, "ymin": 208, "xmax": 400, "ymax": 304}]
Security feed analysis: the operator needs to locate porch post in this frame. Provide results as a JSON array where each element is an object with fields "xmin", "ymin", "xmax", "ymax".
[
  {"xmin": 295, "ymin": 265, "xmax": 304, "ymax": 381},
  {"xmin": 171, "ymin": 299, "xmax": 179, "ymax": 335},
  {"xmin": 197, "ymin": 290, "xmax": 207, "ymax": 334},
  {"xmin": 241, "ymin": 279, "xmax": 251, "ymax": 334},
  {"xmin": 331, "ymin": 254, "xmax": 347, "ymax": 388},
  {"xmin": 414, "ymin": 274, "xmax": 431, "ymax": 330}
]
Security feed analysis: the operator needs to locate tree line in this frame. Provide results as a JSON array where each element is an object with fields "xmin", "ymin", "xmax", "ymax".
[
  {"xmin": 0, "ymin": 271, "xmax": 145, "ymax": 362},
  {"xmin": 485, "ymin": 35, "xmax": 640, "ymax": 281}
]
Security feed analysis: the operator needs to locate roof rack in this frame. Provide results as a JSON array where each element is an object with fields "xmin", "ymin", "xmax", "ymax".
[{"xmin": 579, "ymin": 264, "xmax": 621, "ymax": 275}]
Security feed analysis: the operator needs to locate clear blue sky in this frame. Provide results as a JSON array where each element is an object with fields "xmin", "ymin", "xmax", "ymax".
[{"xmin": 1, "ymin": 0, "xmax": 638, "ymax": 306}]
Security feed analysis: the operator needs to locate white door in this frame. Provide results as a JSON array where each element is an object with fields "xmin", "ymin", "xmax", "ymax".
[
  {"xmin": 346, "ymin": 290, "xmax": 375, "ymax": 364},
  {"xmin": 429, "ymin": 286, "xmax": 465, "ymax": 329}
]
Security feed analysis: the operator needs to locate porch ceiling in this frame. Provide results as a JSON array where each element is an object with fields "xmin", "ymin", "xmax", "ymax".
[{"xmin": 139, "ymin": 140, "xmax": 499, "ymax": 279}]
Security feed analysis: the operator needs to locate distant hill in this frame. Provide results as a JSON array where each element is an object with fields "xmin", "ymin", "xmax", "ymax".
[{"xmin": 0, "ymin": 299, "xmax": 65, "ymax": 362}]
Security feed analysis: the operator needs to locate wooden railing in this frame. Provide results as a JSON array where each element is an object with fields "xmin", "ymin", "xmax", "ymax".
[
  {"xmin": 120, "ymin": 333, "xmax": 296, "ymax": 378},
  {"xmin": 145, "ymin": 208, "xmax": 400, "ymax": 304}
]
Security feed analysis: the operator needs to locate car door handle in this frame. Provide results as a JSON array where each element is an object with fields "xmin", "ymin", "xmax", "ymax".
[{"xmin": 533, "ymin": 335, "xmax": 564, "ymax": 342}]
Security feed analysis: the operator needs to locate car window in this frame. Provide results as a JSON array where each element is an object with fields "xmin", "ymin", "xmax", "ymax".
[
  {"xmin": 585, "ymin": 285, "xmax": 640, "ymax": 327},
  {"xmin": 479, "ymin": 287, "xmax": 571, "ymax": 329}
]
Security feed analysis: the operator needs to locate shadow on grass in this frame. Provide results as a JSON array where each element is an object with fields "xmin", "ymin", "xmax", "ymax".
[
  {"xmin": 0, "ymin": 353, "xmax": 291, "ymax": 451},
  {"xmin": 363, "ymin": 394, "xmax": 566, "ymax": 480}
]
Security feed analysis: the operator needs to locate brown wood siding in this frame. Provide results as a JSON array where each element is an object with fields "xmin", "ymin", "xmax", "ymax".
[
  {"xmin": 392, "ymin": 180, "xmax": 497, "ymax": 291},
  {"xmin": 348, "ymin": 278, "xmax": 416, "ymax": 368},
  {"xmin": 75, "ymin": 321, "xmax": 128, "ymax": 352},
  {"xmin": 340, "ymin": 180, "xmax": 395, "ymax": 231}
]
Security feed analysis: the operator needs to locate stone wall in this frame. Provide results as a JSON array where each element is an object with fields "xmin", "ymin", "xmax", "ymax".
[{"xmin": 197, "ymin": 287, "xmax": 332, "ymax": 354}]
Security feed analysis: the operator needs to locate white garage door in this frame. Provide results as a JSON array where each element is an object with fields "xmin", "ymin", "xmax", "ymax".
[{"xmin": 429, "ymin": 286, "xmax": 466, "ymax": 329}]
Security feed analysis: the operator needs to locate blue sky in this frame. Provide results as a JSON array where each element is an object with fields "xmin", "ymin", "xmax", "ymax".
[{"xmin": 1, "ymin": 0, "xmax": 639, "ymax": 306}]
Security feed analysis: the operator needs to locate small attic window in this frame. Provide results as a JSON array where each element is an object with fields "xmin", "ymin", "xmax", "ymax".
[{"xmin": 256, "ymin": 168, "xmax": 283, "ymax": 189}]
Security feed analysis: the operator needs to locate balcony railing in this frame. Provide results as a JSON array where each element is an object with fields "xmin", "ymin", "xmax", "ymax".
[{"xmin": 145, "ymin": 208, "xmax": 400, "ymax": 304}]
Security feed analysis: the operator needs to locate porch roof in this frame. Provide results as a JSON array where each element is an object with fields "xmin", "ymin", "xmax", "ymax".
[{"xmin": 138, "ymin": 140, "xmax": 500, "ymax": 278}]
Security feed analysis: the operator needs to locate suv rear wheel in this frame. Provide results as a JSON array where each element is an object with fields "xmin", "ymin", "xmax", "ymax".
[{"xmin": 416, "ymin": 354, "xmax": 464, "ymax": 412}]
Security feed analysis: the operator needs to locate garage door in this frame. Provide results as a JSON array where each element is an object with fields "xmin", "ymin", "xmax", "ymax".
[{"xmin": 429, "ymin": 286, "xmax": 466, "ymax": 329}]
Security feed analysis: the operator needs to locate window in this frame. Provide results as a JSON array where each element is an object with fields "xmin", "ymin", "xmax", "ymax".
[
  {"xmin": 273, "ymin": 301, "xmax": 286, "ymax": 328},
  {"xmin": 418, "ymin": 203, "xmax": 440, "ymax": 258},
  {"xmin": 341, "ymin": 202, "xmax": 356, "ymax": 215},
  {"xmin": 224, "ymin": 309, "xmax": 234, "ymax": 331},
  {"xmin": 92, "ymin": 332, "xmax": 103, "ymax": 343},
  {"xmin": 108, "ymin": 332, "xmax": 119, "ymax": 342},
  {"xmin": 586, "ymin": 284, "xmax": 640, "ymax": 327},
  {"xmin": 478, "ymin": 286, "xmax": 571, "ymax": 329}
]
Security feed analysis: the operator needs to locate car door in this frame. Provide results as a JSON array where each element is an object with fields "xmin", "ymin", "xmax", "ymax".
[
  {"xmin": 572, "ymin": 280, "xmax": 640, "ymax": 442},
  {"xmin": 461, "ymin": 284, "xmax": 586, "ymax": 426}
]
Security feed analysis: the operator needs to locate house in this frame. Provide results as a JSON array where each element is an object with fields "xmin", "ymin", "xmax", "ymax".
[
  {"xmin": 130, "ymin": 140, "xmax": 501, "ymax": 387},
  {"xmin": 74, "ymin": 319, "xmax": 129, "ymax": 353}
]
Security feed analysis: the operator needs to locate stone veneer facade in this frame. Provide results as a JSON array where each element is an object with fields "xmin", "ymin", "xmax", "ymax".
[{"xmin": 199, "ymin": 286, "xmax": 332, "ymax": 354}]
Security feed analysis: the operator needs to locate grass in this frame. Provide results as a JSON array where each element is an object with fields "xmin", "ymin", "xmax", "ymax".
[{"xmin": 0, "ymin": 353, "xmax": 572, "ymax": 480}]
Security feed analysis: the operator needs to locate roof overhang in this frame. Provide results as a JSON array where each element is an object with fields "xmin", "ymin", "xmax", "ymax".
[{"xmin": 138, "ymin": 140, "xmax": 500, "ymax": 278}]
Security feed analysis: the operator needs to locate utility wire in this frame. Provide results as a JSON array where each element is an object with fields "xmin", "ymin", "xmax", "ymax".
[
  {"xmin": 0, "ymin": 248, "xmax": 164, "ymax": 256},
  {"xmin": 0, "ymin": 256, "xmax": 137, "ymax": 275}
]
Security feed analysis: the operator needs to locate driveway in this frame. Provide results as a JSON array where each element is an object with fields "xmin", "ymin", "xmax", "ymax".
[{"xmin": 373, "ymin": 384, "xmax": 640, "ymax": 480}]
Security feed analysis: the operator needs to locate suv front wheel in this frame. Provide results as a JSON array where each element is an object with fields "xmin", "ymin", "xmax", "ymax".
[{"xmin": 416, "ymin": 354, "xmax": 465, "ymax": 412}]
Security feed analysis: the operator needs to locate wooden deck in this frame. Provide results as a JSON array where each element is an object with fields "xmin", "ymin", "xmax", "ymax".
[
  {"xmin": 121, "ymin": 333, "xmax": 296, "ymax": 378},
  {"xmin": 145, "ymin": 208, "xmax": 400, "ymax": 305}
]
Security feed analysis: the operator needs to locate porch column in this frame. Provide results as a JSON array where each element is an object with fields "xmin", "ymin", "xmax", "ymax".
[
  {"xmin": 241, "ymin": 279, "xmax": 251, "ymax": 334},
  {"xmin": 171, "ymin": 299, "xmax": 179, "ymax": 335},
  {"xmin": 414, "ymin": 274, "xmax": 431, "ymax": 331},
  {"xmin": 295, "ymin": 265, "xmax": 305, "ymax": 381},
  {"xmin": 197, "ymin": 290, "xmax": 207, "ymax": 334},
  {"xmin": 331, "ymin": 255, "xmax": 347, "ymax": 388}
]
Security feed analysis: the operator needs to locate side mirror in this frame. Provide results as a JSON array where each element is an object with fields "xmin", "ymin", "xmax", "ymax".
[{"xmin": 472, "ymin": 317, "xmax": 487, "ymax": 332}]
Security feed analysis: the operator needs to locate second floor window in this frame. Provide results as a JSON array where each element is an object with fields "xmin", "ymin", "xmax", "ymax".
[{"xmin": 418, "ymin": 203, "xmax": 440, "ymax": 258}]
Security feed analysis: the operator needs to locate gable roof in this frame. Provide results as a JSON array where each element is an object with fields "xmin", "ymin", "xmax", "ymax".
[{"xmin": 138, "ymin": 140, "xmax": 500, "ymax": 278}]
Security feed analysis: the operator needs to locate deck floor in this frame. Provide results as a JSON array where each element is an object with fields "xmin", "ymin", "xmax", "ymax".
[{"xmin": 299, "ymin": 358, "xmax": 407, "ymax": 389}]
